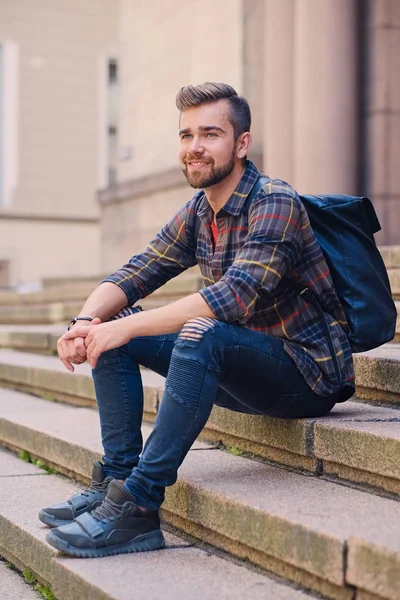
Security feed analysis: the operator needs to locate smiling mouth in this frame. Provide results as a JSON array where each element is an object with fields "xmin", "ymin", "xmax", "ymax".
[{"xmin": 187, "ymin": 161, "xmax": 210, "ymax": 166}]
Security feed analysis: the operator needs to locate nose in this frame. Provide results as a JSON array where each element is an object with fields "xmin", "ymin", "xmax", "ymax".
[{"xmin": 189, "ymin": 136, "xmax": 205, "ymax": 154}]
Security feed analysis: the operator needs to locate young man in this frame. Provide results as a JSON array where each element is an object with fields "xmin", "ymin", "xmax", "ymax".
[{"xmin": 40, "ymin": 82, "xmax": 354, "ymax": 558}]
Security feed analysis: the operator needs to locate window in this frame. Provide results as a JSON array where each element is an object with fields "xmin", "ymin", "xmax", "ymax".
[
  {"xmin": 107, "ymin": 58, "xmax": 119, "ymax": 186},
  {"xmin": 0, "ymin": 41, "xmax": 18, "ymax": 207},
  {"xmin": 0, "ymin": 44, "xmax": 3, "ymax": 206},
  {"xmin": 0, "ymin": 260, "xmax": 10, "ymax": 288}
]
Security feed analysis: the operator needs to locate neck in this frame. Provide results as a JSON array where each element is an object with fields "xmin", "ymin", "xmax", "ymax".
[{"xmin": 204, "ymin": 162, "xmax": 246, "ymax": 215}]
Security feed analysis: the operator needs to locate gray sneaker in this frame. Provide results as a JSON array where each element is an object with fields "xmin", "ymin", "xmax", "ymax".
[
  {"xmin": 46, "ymin": 479, "xmax": 165, "ymax": 558},
  {"xmin": 39, "ymin": 461, "xmax": 114, "ymax": 528}
]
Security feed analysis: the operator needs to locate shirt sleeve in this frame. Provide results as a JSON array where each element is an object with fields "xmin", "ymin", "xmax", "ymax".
[
  {"xmin": 199, "ymin": 189, "xmax": 303, "ymax": 324},
  {"xmin": 102, "ymin": 203, "xmax": 197, "ymax": 306}
]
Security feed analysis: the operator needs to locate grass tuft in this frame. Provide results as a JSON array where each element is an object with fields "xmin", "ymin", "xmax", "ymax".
[
  {"xmin": 17, "ymin": 449, "xmax": 58, "ymax": 474},
  {"xmin": 229, "ymin": 445, "xmax": 244, "ymax": 456},
  {"xmin": 22, "ymin": 569, "xmax": 57, "ymax": 600},
  {"xmin": 23, "ymin": 569, "xmax": 36, "ymax": 584},
  {"xmin": 33, "ymin": 459, "xmax": 58, "ymax": 475},
  {"xmin": 18, "ymin": 449, "xmax": 31, "ymax": 462},
  {"xmin": 35, "ymin": 582, "xmax": 57, "ymax": 600}
]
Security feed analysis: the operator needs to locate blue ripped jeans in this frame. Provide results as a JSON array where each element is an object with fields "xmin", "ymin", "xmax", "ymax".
[{"xmin": 92, "ymin": 314, "xmax": 339, "ymax": 510}]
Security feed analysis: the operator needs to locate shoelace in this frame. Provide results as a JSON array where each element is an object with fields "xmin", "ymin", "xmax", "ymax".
[
  {"xmin": 91, "ymin": 496, "xmax": 130, "ymax": 523},
  {"xmin": 81, "ymin": 478, "xmax": 109, "ymax": 498}
]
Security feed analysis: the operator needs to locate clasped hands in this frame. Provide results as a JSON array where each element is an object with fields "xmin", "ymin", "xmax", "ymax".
[{"xmin": 57, "ymin": 317, "xmax": 134, "ymax": 371}]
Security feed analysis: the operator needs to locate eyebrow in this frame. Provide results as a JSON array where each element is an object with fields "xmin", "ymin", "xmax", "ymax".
[{"xmin": 179, "ymin": 125, "xmax": 227, "ymax": 135}]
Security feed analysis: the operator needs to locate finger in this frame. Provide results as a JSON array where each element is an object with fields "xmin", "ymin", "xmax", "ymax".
[
  {"xmin": 73, "ymin": 336, "xmax": 87, "ymax": 358},
  {"xmin": 70, "ymin": 355, "xmax": 86, "ymax": 365},
  {"xmin": 86, "ymin": 338, "xmax": 95, "ymax": 364},
  {"xmin": 65, "ymin": 339, "xmax": 85, "ymax": 367},
  {"xmin": 61, "ymin": 359, "xmax": 75, "ymax": 372},
  {"xmin": 83, "ymin": 330, "xmax": 94, "ymax": 349},
  {"xmin": 57, "ymin": 339, "xmax": 75, "ymax": 372},
  {"xmin": 86, "ymin": 339, "xmax": 101, "ymax": 369},
  {"xmin": 63, "ymin": 326, "xmax": 91, "ymax": 340},
  {"xmin": 91, "ymin": 318, "xmax": 101, "ymax": 326},
  {"xmin": 89, "ymin": 350, "xmax": 100, "ymax": 369}
]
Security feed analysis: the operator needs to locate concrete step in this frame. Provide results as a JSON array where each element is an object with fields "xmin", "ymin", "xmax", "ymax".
[
  {"xmin": 0, "ymin": 283, "xmax": 96, "ymax": 307},
  {"xmin": 388, "ymin": 269, "xmax": 400, "ymax": 299},
  {"xmin": 0, "ymin": 349, "xmax": 399, "ymax": 497},
  {"xmin": 353, "ymin": 344, "xmax": 400, "ymax": 405},
  {"xmin": 380, "ymin": 245, "xmax": 400, "ymax": 298},
  {"xmin": 0, "ymin": 278, "xmax": 201, "ymax": 325},
  {"xmin": 0, "ymin": 451, "xmax": 313, "ymax": 600},
  {"xmin": 0, "ymin": 302, "xmax": 83, "ymax": 326},
  {"xmin": 394, "ymin": 301, "xmax": 400, "ymax": 342},
  {"xmin": 380, "ymin": 245, "xmax": 400, "ymax": 269},
  {"xmin": 1, "ymin": 327, "xmax": 400, "ymax": 405},
  {"xmin": 0, "ymin": 557, "xmax": 41, "ymax": 600},
  {"xmin": 0, "ymin": 296, "xmax": 179, "ymax": 325},
  {"xmin": 0, "ymin": 325, "xmax": 63, "ymax": 354},
  {"xmin": 0, "ymin": 270, "xmax": 203, "ymax": 307},
  {"xmin": 0, "ymin": 396, "xmax": 399, "ymax": 600},
  {"xmin": 39, "ymin": 266, "xmax": 202, "ymax": 290}
]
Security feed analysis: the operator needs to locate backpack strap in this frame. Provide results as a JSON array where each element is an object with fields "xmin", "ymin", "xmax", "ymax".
[{"xmin": 246, "ymin": 176, "xmax": 269, "ymax": 204}]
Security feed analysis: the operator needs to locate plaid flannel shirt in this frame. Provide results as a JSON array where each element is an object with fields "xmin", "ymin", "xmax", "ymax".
[{"xmin": 104, "ymin": 160, "xmax": 355, "ymax": 397}]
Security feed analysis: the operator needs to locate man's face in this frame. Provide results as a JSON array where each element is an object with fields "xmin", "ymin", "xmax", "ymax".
[{"xmin": 179, "ymin": 100, "xmax": 237, "ymax": 189}]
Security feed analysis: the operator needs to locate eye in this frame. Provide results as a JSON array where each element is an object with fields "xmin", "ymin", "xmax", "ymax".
[
  {"xmin": 206, "ymin": 132, "xmax": 217, "ymax": 138},
  {"xmin": 180, "ymin": 134, "xmax": 192, "ymax": 140}
]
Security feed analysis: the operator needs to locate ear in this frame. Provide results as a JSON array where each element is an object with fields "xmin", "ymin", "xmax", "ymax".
[{"xmin": 236, "ymin": 132, "xmax": 252, "ymax": 159}]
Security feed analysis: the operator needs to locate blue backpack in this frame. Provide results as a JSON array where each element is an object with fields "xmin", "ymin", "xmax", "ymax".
[{"xmin": 248, "ymin": 177, "xmax": 397, "ymax": 353}]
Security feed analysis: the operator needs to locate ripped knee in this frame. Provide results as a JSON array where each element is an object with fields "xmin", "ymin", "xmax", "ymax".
[{"xmin": 178, "ymin": 317, "xmax": 217, "ymax": 343}]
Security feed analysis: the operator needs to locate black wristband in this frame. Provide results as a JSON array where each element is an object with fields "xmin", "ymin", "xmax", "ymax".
[{"xmin": 68, "ymin": 316, "xmax": 93, "ymax": 331}]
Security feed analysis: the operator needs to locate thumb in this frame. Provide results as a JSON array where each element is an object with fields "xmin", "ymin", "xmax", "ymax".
[{"xmin": 91, "ymin": 317, "xmax": 102, "ymax": 326}]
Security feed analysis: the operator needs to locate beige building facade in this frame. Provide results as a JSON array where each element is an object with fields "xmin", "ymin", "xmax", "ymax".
[
  {"xmin": 100, "ymin": 0, "xmax": 400, "ymax": 276},
  {"xmin": 0, "ymin": 1, "xmax": 399, "ymax": 286},
  {"xmin": 0, "ymin": 0, "xmax": 119, "ymax": 287}
]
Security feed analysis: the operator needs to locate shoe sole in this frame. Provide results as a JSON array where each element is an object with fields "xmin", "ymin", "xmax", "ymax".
[
  {"xmin": 38, "ymin": 510, "xmax": 74, "ymax": 528},
  {"xmin": 45, "ymin": 529, "xmax": 166, "ymax": 558}
]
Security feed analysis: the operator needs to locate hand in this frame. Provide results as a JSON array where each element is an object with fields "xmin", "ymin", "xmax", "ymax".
[
  {"xmin": 62, "ymin": 317, "xmax": 134, "ymax": 369},
  {"xmin": 57, "ymin": 318, "xmax": 101, "ymax": 372}
]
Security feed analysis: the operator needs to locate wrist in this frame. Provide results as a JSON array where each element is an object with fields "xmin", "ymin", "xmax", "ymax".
[{"xmin": 68, "ymin": 316, "xmax": 93, "ymax": 331}]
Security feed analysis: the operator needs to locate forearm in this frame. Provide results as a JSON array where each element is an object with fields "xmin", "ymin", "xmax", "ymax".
[
  {"xmin": 77, "ymin": 282, "xmax": 128, "ymax": 323},
  {"xmin": 124, "ymin": 292, "xmax": 216, "ymax": 338},
  {"xmin": 63, "ymin": 291, "xmax": 217, "ymax": 369}
]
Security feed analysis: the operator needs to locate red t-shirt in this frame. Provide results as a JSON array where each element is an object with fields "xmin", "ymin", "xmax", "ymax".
[{"xmin": 210, "ymin": 220, "xmax": 218, "ymax": 250}]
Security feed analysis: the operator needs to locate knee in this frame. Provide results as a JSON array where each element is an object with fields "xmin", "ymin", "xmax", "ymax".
[
  {"xmin": 177, "ymin": 317, "xmax": 218, "ymax": 345},
  {"xmin": 93, "ymin": 346, "xmax": 121, "ymax": 368}
]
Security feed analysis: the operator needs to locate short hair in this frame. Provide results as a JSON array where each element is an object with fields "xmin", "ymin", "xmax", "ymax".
[{"xmin": 176, "ymin": 82, "xmax": 251, "ymax": 141}]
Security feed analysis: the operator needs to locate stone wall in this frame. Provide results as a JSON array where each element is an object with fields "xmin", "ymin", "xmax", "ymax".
[
  {"xmin": 0, "ymin": 0, "xmax": 118, "ymax": 217},
  {"xmin": 100, "ymin": 0, "xmax": 400, "ymax": 269},
  {"xmin": 100, "ymin": 0, "xmax": 264, "ymax": 269},
  {"xmin": 0, "ymin": 0, "xmax": 118, "ymax": 285},
  {"xmin": 0, "ymin": 217, "xmax": 99, "ymax": 286},
  {"xmin": 117, "ymin": 0, "xmax": 244, "ymax": 183},
  {"xmin": 364, "ymin": 0, "xmax": 400, "ymax": 245},
  {"xmin": 99, "ymin": 171, "xmax": 190, "ymax": 272}
]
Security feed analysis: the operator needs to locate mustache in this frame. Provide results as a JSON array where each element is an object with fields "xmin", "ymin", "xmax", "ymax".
[{"xmin": 184, "ymin": 155, "xmax": 213, "ymax": 164}]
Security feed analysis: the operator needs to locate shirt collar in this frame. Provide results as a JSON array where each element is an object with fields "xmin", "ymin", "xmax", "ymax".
[{"xmin": 197, "ymin": 160, "xmax": 261, "ymax": 218}]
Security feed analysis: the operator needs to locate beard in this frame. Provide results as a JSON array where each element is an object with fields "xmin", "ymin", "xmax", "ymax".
[{"xmin": 182, "ymin": 148, "xmax": 236, "ymax": 189}]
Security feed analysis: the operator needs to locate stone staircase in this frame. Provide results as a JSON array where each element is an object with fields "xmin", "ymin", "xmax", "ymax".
[
  {"xmin": 0, "ymin": 253, "xmax": 400, "ymax": 599},
  {"xmin": 0, "ymin": 268, "xmax": 203, "ymax": 325}
]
